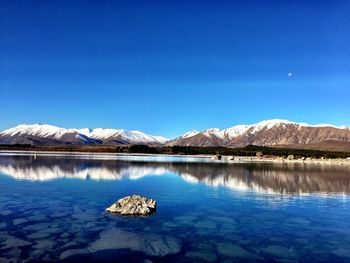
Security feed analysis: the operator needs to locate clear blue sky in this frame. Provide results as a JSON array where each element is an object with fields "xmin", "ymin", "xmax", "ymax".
[{"xmin": 1, "ymin": 0, "xmax": 349, "ymax": 138}]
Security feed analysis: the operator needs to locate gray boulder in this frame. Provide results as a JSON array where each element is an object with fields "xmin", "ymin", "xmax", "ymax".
[{"xmin": 106, "ymin": 195, "xmax": 156, "ymax": 216}]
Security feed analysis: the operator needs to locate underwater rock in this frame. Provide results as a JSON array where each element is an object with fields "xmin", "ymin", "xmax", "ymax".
[
  {"xmin": 332, "ymin": 248, "xmax": 350, "ymax": 258},
  {"xmin": 0, "ymin": 210, "xmax": 12, "ymax": 216},
  {"xmin": 61, "ymin": 240, "xmax": 83, "ymax": 249},
  {"xmin": 72, "ymin": 206, "xmax": 99, "ymax": 221},
  {"xmin": 28, "ymin": 249, "xmax": 45, "ymax": 260},
  {"xmin": 50, "ymin": 211, "xmax": 70, "ymax": 219},
  {"xmin": 27, "ymin": 231, "xmax": 51, "ymax": 240},
  {"xmin": 185, "ymin": 251, "xmax": 218, "ymax": 262},
  {"xmin": 23, "ymin": 223, "xmax": 52, "ymax": 231},
  {"xmin": 59, "ymin": 248, "xmax": 90, "ymax": 260},
  {"xmin": 106, "ymin": 195, "xmax": 156, "ymax": 216},
  {"xmin": 13, "ymin": 218, "xmax": 29, "ymax": 226},
  {"xmin": 173, "ymin": 215, "xmax": 198, "ymax": 223},
  {"xmin": 33, "ymin": 239, "xmax": 56, "ymax": 250},
  {"xmin": 89, "ymin": 228, "xmax": 181, "ymax": 257},
  {"xmin": 1, "ymin": 236, "xmax": 32, "ymax": 249},
  {"xmin": 197, "ymin": 242, "xmax": 214, "ymax": 250},
  {"xmin": 0, "ymin": 257, "xmax": 10, "ymax": 263},
  {"xmin": 194, "ymin": 219, "xmax": 217, "ymax": 230},
  {"xmin": 260, "ymin": 245, "xmax": 294, "ymax": 259},
  {"xmin": 27, "ymin": 214, "xmax": 49, "ymax": 222},
  {"xmin": 216, "ymin": 243, "xmax": 259, "ymax": 259},
  {"xmin": 6, "ymin": 247, "xmax": 22, "ymax": 258},
  {"xmin": 287, "ymin": 217, "xmax": 311, "ymax": 225}
]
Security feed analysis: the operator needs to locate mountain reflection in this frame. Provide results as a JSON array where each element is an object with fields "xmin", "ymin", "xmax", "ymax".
[{"xmin": 0, "ymin": 155, "xmax": 350, "ymax": 195}]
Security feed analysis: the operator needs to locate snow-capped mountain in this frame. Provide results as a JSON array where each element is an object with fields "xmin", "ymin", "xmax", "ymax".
[
  {"xmin": 0, "ymin": 124, "xmax": 168, "ymax": 145},
  {"xmin": 168, "ymin": 119, "xmax": 350, "ymax": 148},
  {"xmin": 74, "ymin": 128, "xmax": 167, "ymax": 145},
  {"xmin": 1, "ymin": 119, "xmax": 349, "ymax": 149}
]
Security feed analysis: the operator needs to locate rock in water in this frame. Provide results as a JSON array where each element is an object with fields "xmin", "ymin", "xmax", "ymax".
[{"xmin": 106, "ymin": 195, "xmax": 156, "ymax": 216}]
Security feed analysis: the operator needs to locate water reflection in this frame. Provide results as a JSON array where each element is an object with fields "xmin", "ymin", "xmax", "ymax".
[{"xmin": 1, "ymin": 155, "xmax": 349, "ymax": 195}]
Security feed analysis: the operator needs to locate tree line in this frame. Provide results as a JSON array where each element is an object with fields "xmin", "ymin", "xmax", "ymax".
[{"xmin": 1, "ymin": 144, "xmax": 350, "ymax": 158}]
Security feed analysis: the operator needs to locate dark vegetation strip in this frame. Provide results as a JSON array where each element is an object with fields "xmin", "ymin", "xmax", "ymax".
[{"xmin": 0, "ymin": 144, "xmax": 350, "ymax": 159}]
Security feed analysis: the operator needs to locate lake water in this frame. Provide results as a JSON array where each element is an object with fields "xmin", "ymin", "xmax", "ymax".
[{"xmin": 0, "ymin": 153, "xmax": 350, "ymax": 262}]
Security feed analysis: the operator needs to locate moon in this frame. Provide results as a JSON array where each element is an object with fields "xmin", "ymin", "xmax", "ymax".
[{"xmin": 288, "ymin": 72, "xmax": 292, "ymax": 77}]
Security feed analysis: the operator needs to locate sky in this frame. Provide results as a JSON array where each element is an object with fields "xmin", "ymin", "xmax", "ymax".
[{"xmin": 1, "ymin": 0, "xmax": 349, "ymax": 138}]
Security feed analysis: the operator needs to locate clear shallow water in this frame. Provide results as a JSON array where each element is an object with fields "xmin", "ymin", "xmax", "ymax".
[{"xmin": 0, "ymin": 154, "xmax": 350, "ymax": 262}]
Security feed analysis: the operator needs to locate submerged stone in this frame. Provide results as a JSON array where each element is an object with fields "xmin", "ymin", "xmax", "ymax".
[
  {"xmin": 106, "ymin": 195, "xmax": 156, "ymax": 216},
  {"xmin": 27, "ymin": 214, "xmax": 49, "ymax": 222},
  {"xmin": 29, "ymin": 249, "xmax": 45, "ymax": 260},
  {"xmin": 61, "ymin": 240, "xmax": 83, "ymax": 249},
  {"xmin": 194, "ymin": 220, "xmax": 217, "ymax": 230},
  {"xmin": 216, "ymin": 243, "xmax": 259, "ymax": 259},
  {"xmin": 207, "ymin": 216, "xmax": 237, "ymax": 225},
  {"xmin": 332, "ymin": 248, "xmax": 350, "ymax": 258},
  {"xmin": 287, "ymin": 217, "xmax": 311, "ymax": 225},
  {"xmin": 261, "ymin": 245, "xmax": 294, "ymax": 259},
  {"xmin": 185, "ymin": 251, "xmax": 218, "ymax": 262},
  {"xmin": 23, "ymin": 223, "xmax": 52, "ymax": 231},
  {"xmin": 59, "ymin": 248, "xmax": 90, "ymax": 260},
  {"xmin": 13, "ymin": 218, "xmax": 29, "ymax": 226},
  {"xmin": 27, "ymin": 231, "xmax": 51, "ymax": 240},
  {"xmin": 197, "ymin": 242, "xmax": 214, "ymax": 250},
  {"xmin": 0, "ymin": 222, "xmax": 7, "ymax": 230},
  {"xmin": 0, "ymin": 257, "xmax": 10, "ymax": 263},
  {"xmin": 173, "ymin": 215, "xmax": 198, "ymax": 223},
  {"xmin": 41, "ymin": 253, "xmax": 52, "ymax": 261},
  {"xmin": 7, "ymin": 247, "xmax": 22, "ymax": 258},
  {"xmin": 33, "ymin": 239, "xmax": 56, "ymax": 250},
  {"xmin": 50, "ymin": 211, "xmax": 70, "ymax": 218},
  {"xmin": 296, "ymin": 238, "xmax": 309, "ymax": 244},
  {"xmin": 88, "ymin": 228, "xmax": 181, "ymax": 257},
  {"xmin": 1, "ymin": 236, "xmax": 32, "ymax": 249},
  {"xmin": 0, "ymin": 210, "xmax": 12, "ymax": 216}
]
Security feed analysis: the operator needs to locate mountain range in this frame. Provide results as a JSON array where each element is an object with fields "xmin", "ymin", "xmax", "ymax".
[
  {"xmin": 1, "ymin": 119, "xmax": 350, "ymax": 151},
  {"xmin": 0, "ymin": 124, "xmax": 167, "ymax": 146}
]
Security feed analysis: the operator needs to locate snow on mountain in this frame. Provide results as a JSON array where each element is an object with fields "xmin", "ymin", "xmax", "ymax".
[
  {"xmin": 168, "ymin": 119, "xmax": 350, "ymax": 147},
  {"xmin": 181, "ymin": 130, "xmax": 200, "ymax": 139},
  {"xmin": 1, "ymin": 124, "xmax": 71, "ymax": 139},
  {"xmin": 176, "ymin": 119, "xmax": 294, "ymax": 141},
  {"xmin": 0, "ymin": 124, "xmax": 168, "ymax": 145},
  {"xmin": 176, "ymin": 119, "xmax": 349, "ymax": 140},
  {"xmin": 1, "ymin": 119, "xmax": 349, "ymax": 148},
  {"xmin": 87, "ymin": 128, "xmax": 168, "ymax": 144},
  {"xmin": 73, "ymin": 128, "xmax": 93, "ymax": 137}
]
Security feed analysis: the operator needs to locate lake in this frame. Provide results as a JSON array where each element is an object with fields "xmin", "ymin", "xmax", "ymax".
[{"xmin": 0, "ymin": 153, "xmax": 350, "ymax": 262}]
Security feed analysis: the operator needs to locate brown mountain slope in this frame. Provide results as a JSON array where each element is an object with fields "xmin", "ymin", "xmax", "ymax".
[{"xmin": 168, "ymin": 120, "xmax": 350, "ymax": 151}]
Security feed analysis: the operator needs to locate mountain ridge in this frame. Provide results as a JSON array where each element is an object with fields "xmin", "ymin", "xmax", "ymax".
[
  {"xmin": 0, "ymin": 124, "xmax": 168, "ymax": 146},
  {"xmin": 167, "ymin": 119, "xmax": 350, "ymax": 148},
  {"xmin": 0, "ymin": 120, "xmax": 350, "ymax": 149}
]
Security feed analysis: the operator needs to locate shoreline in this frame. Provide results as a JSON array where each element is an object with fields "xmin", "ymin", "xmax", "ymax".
[
  {"xmin": 1, "ymin": 150, "xmax": 350, "ymax": 166},
  {"xmin": 0, "ymin": 150, "xmax": 212, "ymax": 159},
  {"xmin": 221, "ymin": 155, "xmax": 350, "ymax": 166}
]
